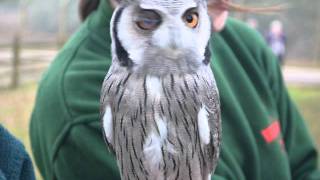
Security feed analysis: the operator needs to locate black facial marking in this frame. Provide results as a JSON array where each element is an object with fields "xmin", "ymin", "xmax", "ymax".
[
  {"xmin": 203, "ymin": 43, "xmax": 212, "ymax": 65},
  {"xmin": 113, "ymin": 7, "xmax": 134, "ymax": 67}
]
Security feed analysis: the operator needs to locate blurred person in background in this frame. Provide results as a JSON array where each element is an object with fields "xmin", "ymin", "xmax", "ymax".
[
  {"xmin": 266, "ymin": 20, "xmax": 287, "ymax": 66},
  {"xmin": 29, "ymin": 0, "xmax": 320, "ymax": 179},
  {"xmin": 246, "ymin": 17, "xmax": 259, "ymax": 30}
]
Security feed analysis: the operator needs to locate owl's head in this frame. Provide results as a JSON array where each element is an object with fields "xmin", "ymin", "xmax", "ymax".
[{"xmin": 110, "ymin": 0, "xmax": 212, "ymax": 75}]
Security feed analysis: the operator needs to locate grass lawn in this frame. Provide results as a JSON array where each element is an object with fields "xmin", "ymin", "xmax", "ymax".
[
  {"xmin": 288, "ymin": 86, "xmax": 320, "ymax": 153},
  {"xmin": 0, "ymin": 83, "xmax": 319, "ymax": 178}
]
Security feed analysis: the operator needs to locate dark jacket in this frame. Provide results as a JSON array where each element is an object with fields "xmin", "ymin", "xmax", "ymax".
[{"xmin": 0, "ymin": 126, "xmax": 35, "ymax": 180}]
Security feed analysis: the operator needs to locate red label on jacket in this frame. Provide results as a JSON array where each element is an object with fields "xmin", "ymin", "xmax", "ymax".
[{"xmin": 261, "ymin": 121, "xmax": 281, "ymax": 143}]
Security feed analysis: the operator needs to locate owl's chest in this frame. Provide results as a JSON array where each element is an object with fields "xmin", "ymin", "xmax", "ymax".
[
  {"xmin": 106, "ymin": 73, "xmax": 217, "ymax": 179},
  {"xmin": 107, "ymin": 73, "xmax": 205, "ymax": 116},
  {"xmin": 107, "ymin": 72, "xmax": 217, "ymax": 149}
]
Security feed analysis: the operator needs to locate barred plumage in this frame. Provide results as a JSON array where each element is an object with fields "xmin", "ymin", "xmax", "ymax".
[
  {"xmin": 101, "ymin": 0, "xmax": 221, "ymax": 179},
  {"xmin": 102, "ymin": 67, "xmax": 220, "ymax": 180}
]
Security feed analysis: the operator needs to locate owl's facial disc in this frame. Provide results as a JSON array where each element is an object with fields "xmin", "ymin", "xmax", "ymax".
[{"xmin": 111, "ymin": 0, "xmax": 211, "ymax": 75}]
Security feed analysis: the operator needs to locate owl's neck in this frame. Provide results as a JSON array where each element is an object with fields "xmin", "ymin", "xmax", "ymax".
[{"xmin": 113, "ymin": 45, "xmax": 211, "ymax": 77}]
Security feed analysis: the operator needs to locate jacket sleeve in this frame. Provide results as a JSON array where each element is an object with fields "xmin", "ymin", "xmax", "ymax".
[
  {"xmin": 53, "ymin": 122, "xmax": 121, "ymax": 180},
  {"xmin": 265, "ymin": 45, "xmax": 320, "ymax": 179}
]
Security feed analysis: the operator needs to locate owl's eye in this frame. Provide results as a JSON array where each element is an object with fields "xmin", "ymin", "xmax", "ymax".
[
  {"xmin": 136, "ymin": 10, "xmax": 162, "ymax": 31},
  {"xmin": 136, "ymin": 18, "xmax": 161, "ymax": 30},
  {"xmin": 183, "ymin": 10, "xmax": 199, "ymax": 28}
]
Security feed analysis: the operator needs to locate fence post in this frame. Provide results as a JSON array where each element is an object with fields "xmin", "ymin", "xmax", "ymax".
[
  {"xmin": 11, "ymin": 34, "xmax": 21, "ymax": 89},
  {"xmin": 57, "ymin": 0, "xmax": 69, "ymax": 47}
]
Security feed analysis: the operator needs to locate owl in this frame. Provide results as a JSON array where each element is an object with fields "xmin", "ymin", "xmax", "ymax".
[{"xmin": 100, "ymin": 0, "xmax": 221, "ymax": 180}]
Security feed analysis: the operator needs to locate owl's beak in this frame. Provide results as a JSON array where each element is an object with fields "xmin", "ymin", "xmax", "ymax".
[{"xmin": 169, "ymin": 27, "xmax": 183, "ymax": 50}]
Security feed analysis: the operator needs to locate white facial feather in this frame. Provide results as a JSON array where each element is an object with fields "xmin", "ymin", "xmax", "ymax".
[
  {"xmin": 116, "ymin": 6, "xmax": 147, "ymax": 65},
  {"xmin": 197, "ymin": 5, "xmax": 211, "ymax": 58},
  {"xmin": 152, "ymin": 26, "xmax": 171, "ymax": 48}
]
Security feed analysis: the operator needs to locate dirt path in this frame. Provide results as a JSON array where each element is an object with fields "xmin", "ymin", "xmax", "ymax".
[{"xmin": 283, "ymin": 66, "xmax": 320, "ymax": 86}]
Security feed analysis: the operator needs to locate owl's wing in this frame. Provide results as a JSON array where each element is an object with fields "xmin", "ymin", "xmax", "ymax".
[
  {"xmin": 200, "ymin": 82, "xmax": 221, "ymax": 172},
  {"xmin": 100, "ymin": 74, "xmax": 116, "ymax": 154}
]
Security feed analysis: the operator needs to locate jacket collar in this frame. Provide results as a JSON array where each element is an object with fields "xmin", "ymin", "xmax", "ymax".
[{"xmin": 87, "ymin": 0, "xmax": 114, "ymax": 30}]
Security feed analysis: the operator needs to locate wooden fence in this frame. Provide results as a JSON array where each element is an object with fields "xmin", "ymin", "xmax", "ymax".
[{"xmin": 0, "ymin": 36, "xmax": 58, "ymax": 89}]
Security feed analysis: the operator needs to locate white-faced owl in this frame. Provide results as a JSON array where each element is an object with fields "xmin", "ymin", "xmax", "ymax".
[{"xmin": 101, "ymin": 0, "xmax": 221, "ymax": 179}]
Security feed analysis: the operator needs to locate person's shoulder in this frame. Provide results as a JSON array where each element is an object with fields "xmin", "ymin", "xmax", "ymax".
[
  {"xmin": 33, "ymin": 24, "xmax": 90, "ymax": 117},
  {"xmin": 30, "ymin": 18, "xmax": 112, "ymax": 176},
  {"xmin": 30, "ymin": 9, "xmax": 113, "ymax": 163},
  {"xmin": 30, "ymin": 24, "xmax": 92, "ymax": 154},
  {"xmin": 223, "ymin": 18, "xmax": 268, "ymax": 50},
  {"xmin": 33, "ymin": 17, "xmax": 111, "ymax": 122},
  {"xmin": 217, "ymin": 18, "xmax": 276, "ymax": 69}
]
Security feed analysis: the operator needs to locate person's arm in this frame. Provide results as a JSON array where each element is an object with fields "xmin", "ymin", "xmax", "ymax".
[
  {"xmin": 265, "ymin": 45, "xmax": 320, "ymax": 179},
  {"xmin": 53, "ymin": 122, "xmax": 120, "ymax": 179}
]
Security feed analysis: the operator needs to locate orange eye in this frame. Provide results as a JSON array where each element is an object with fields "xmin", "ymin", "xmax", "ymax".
[{"xmin": 184, "ymin": 12, "xmax": 199, "ymax": 28}]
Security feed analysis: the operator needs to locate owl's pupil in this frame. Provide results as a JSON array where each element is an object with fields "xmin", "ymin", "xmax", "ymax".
[{"xmin": 186, "ymin": 15, "xmax": 194, "ymax": 23}]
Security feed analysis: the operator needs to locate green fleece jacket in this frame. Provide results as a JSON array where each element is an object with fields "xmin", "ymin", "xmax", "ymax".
[{"xmin": 30, "ymin": 0, "xmax": 320, "ymax": 179}]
